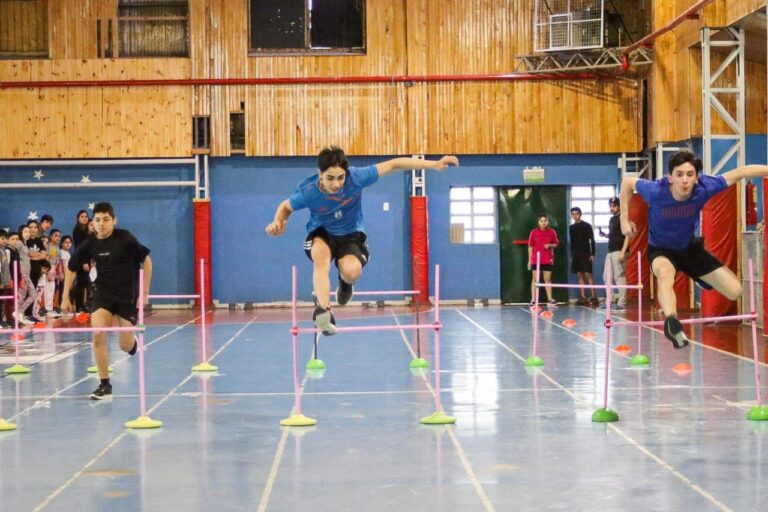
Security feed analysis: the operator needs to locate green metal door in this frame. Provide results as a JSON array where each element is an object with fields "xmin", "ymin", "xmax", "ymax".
[{"xmin": 498, "ymin": 186, "xmax": 568, "ymax": 303}]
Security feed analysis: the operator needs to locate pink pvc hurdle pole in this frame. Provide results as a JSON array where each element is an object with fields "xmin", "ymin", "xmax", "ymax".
[
  {"xmin": 137, "ymin": 269, "xmax": 148, "ymax": 417},
  {"xmin": 748, "ymin": 259, "xmax": 763, "ymax": 407},
  {"xmin": 432, "ymin": 265, "xmax": 445, "ymax": 414},
  {"xmin": 530, "ymin": 252, "xmax": 541, "ymax": 361},
  {"xmin": 289, "ymin": 266, "xmax": 303, "ymax": 417},
  {"xmin": 602, "ymin": 260, "xmax": 615, "ymax": 411},
  {"xmin": 636, "ymin": 253, "xmax": 643, "ymax": 357}
]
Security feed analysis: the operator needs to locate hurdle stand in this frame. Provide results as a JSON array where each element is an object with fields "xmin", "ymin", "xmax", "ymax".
[
  {"xmin": 314, "ymin": 288, "xmax": 423, "ymax": 371},
  {"xmin": 630, "ymin": 253, "xmax": 649, "ymax": 366},
  {"xmin": 125, "ymin": 269, "xmax": 163, "ymax": 429},
  {"xmin": 281, "ymin": 264, "xmax": 455, "ymax": 427},
  {"xmin": 4, "ymin": 263, "xmax": 30, "ymax": 375},
  {"xmin": 606, "ymin": 258, "xmax": 767, "ymax": 422},
  {"xmin": 526, "ymin": 252, "xmax": 544, "ymax": 367}
]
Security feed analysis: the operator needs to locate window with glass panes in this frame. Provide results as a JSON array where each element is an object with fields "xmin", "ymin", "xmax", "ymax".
[
  {"xmin": 570, "ymin": 185, "xmax": 616, "ymax": 241},
  {"xmin": 449, "ymin": 187, "xmax": 496, "ymax": 244}
]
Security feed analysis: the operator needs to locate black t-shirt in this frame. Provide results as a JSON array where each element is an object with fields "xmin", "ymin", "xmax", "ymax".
[
  {"xmin": 607, "ymin": 214, "xmax": 626, "ymax": 252},
  {"xmin": 27, "ymin": 237, "xmax": 45, "ymax": 280},
  {"xmin": 569, "ymin": 221, "xmax": 595, "ymax": 256},
  {"xmin": 68, "ymin": 229, "xmax": 150, "ymax": 300}
]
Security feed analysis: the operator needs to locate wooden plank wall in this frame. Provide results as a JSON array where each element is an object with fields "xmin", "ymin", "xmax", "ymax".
[
  {"xmin": 649, "ymin": 0, "xmax": 766, "ymax": 144},
  {"xmin": 0, "ymin": 0, "xmax": 48, "ymax": 57},
  {"xmin": 0, "ymin": 0, "xmax": 644, "ymax": 158}
]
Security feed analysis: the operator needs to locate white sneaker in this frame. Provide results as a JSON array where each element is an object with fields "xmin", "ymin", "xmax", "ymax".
[
  {"xmin": 13, "ymin": 312, "xmax": 34, "ymax": 325},
  {"xmin": 46, "ymin": 310, "xmax": 60, "ymax": 318}
]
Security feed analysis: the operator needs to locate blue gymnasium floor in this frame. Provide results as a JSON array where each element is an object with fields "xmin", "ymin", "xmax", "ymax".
[{"xmin": 0, "ymin": 305, "xmax": 767, "ymax": 512}]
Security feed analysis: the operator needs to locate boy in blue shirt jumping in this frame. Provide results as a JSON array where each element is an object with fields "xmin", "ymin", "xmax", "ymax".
[
  {"xmin": 266, "ymin": 146, "xmax": 458, "ymax": 335},
  {"xmin": 620, "ymin": 150, "xmax": 768, "ymax": 348}
]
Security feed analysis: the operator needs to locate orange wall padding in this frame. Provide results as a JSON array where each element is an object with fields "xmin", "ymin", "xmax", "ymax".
[
  {"xmin": 701, "ymin": 186, "xmax": 737, "ymax": 317},
  {"xmin": 625, "ymin": 194, "xmax": 650, "ymax": 301},
  {"xmin": 410, "ymin": 196, "xmax": 430, "ymax": 305},
  {"xmin": 193, "ymin": 199, "xmax": 213, "ymax": 306}
]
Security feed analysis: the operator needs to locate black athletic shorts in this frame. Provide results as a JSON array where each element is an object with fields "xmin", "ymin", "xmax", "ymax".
[
  {"xmin": 530, "ymin": 264, "xmax": 553, "ymax": 272},
  {"xmin": 571, "ymin": 251, "xmax": 593, "ymax": 274},
  {"xmin": 648, "ymin": 237, "xmax": 723, "ymax": 280},
  {"xmin": 304, "ymin": 228, "xmax": 370, "ymax": 268},
  {"xmin": 89, "ymin": 286, "xmax": 138, "ymax": 325}
]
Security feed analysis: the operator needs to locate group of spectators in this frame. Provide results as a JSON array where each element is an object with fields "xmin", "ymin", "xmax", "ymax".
[
  {"xmin": 0, "ymin": 210, "xmax": 94, "ymax": 327},
  {"xmin": 527, "ymin": 196, "xmax": 629, "ymax": 309}
]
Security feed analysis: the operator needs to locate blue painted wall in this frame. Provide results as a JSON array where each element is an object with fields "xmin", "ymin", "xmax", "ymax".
[
  {"xmin": 0, "ymin": 164, "xmax": 195, "ymax": 297},
  {"xmin": 208, "ymin": 154, "xmax": 623, "ymax": 303}
]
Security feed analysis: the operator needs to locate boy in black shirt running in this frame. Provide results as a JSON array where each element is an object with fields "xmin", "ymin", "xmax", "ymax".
[{"xmin": 61, "ymin": 202, "xmax": 153, "ymax": 400}]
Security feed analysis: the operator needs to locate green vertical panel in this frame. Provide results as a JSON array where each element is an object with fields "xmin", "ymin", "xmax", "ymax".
[{"xmin": 498, "ymin": 186, "xmax": 568, "ymax": 303}]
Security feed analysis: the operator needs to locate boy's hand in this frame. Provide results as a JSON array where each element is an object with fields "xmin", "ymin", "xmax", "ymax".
[
  {"xmin": 60, "ymin": 298, "xmax": 72, "ymax": 313},
  {"xmin": 265, "ymin": 220, "xmax": 286, "ymax": 236},
  {"xmin": 621, "ymin": 219, "xmax": 637, "ymax": 238},
  {"xmin": 434, "ymin": 156, "xmax": 459, "ymax": 170}
]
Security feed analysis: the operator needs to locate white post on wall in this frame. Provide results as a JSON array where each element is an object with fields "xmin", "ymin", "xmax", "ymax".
[{"xmin": 411, "ymin": 154, "xmax": 426, "ymax": 196}]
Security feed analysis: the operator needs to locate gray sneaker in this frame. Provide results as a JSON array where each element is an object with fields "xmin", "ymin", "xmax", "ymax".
[{"xmin": 313, "ymin": 305, "xmax": 337, "ymax": 336}]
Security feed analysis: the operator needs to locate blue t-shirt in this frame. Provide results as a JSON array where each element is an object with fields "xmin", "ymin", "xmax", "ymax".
[
  {"xmin": 635, "ymin": 174, "xmax": 728, "ymax": 250},
  {"xmin": 289, "ymin": 165, "xmax": 379, "ymax": 236}
]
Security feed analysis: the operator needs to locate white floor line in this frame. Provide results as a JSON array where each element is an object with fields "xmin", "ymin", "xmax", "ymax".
[
  {"xmin": 456, "ymin": 309, "xmax": 734, "ymax": 512},
  {"xmin": 391, "ymin": 311, "xmax": 496, "ymax": 512}
]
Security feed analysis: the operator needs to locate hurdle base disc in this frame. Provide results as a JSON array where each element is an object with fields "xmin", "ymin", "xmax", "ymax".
[
  {"xmin": 420, "ymin": 411, "xmax": 456, "ymax": 425},
  {"xmin": 409, "ymin": 357, "xmax": 429, "ymax": 369},
  {"xmin": 280, "ymin": 414, "xmax": 317, "ymax": 427},
  {"xmin": 306, "ymin": 358, "xmax": 326, "ymax": 370},
  {"xmin": 4, "ymin": 364, "xmax": 31, "ymax": 375},
  {"xmin": 630, "ymin": 354, "xmax": 650, "ymax": 366},
  {"xmin": 524, "ymin": 355, "xmax": 545, "ymax": 367},
  {"xmin": 747, "ymin": 405, "xmax": 768, "ymax": 421},
  {"xmin": 87, "ymin": 365, "xmax": 114, "ymax": 374},
  {"xmin": 592, "ymin": 408, "xmax": 620, "ymax": 423},
  {"xmin": 125, "ymin": 415, "xmax": 163, "ymax": 429},
  {"xmin": 192, "ymin": 362, "xmax": 219, "ymax": 372},
  {"xmin": 0, "ymin": 419, "xmax": 17, "ymax": 431}
]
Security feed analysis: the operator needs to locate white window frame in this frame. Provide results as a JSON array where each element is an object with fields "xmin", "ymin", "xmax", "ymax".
[{"xmin": 449, "ymin": 186, "xmax": 497, "ymax": 244}]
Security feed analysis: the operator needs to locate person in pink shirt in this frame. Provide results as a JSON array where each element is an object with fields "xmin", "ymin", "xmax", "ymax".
[{"xmin": 527, "ymin": 213, "xmax": 559, "ymax": 305}]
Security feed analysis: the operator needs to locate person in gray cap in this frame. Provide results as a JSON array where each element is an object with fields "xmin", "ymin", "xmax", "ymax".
[{"xmin": 599, "ymin": 197, "xmax": 629, "ymax": 310}]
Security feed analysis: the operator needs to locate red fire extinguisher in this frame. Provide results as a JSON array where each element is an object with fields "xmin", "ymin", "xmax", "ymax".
[{"xmin": 746, "ymin": 180, "xmax": 758, "ymax": 226}]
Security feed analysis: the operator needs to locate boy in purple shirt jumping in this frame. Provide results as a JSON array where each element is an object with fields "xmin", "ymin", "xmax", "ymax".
[
  {"xmin": 266, "ymin": 146, "xmax": 459, "ymax": 335},
  {"xmin": 620, "ymin": 150, "xmax": 768, "ymax": 349}
]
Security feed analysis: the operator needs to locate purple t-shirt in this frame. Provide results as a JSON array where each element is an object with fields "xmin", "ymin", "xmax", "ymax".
[
  {"xmin": 635, "ymin": 174, "xmax": 727, "ymax": 250},
  {"xmin": 289, "ymin": 165, "xmax": 379, "ymax": 236}
]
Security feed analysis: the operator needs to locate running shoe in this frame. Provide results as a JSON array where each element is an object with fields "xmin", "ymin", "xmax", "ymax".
[
  {"xmin": 663, "ymin": 316, "xmax": 688, "ymax": 349},
  {"xmin": 336, "ymin": 277, "xmax": 354, "ymax": 306},
  {"xmin": 90, "ymin": 382, "xmax": 113, "ymax": 400},
  {"xmin": 313, "ymin": 305, "xmax": 337, "ymax": 336}
]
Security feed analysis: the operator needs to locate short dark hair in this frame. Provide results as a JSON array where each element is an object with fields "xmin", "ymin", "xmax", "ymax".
[
  {"xmin": 668, "ymin": 151, "xmax": 702, "ymax": 175},
  {"xmin": 0, "ymin": 229, "xmax": 8, "ymax": 238},
  {"xmin": 93, "ymin": 202, "xmax": 116, "ymax": 218},
  {"xmin": 26, "ymin": 219, "xmax": 39, "ymax": 227},
  {"xmin": 317, "ymin": 146, "xmax": 349, "ymax": 173},
  {"xmin": 61, "ymin": 235, "xmax": 73, "ymax": 245},
  {"xmin": 40, "ymin": 259, "xmax": 51, "ymax": 270},
  {"xmin": 40, "ymin": 214, "xmax": 53, "ymax": 224},
  {"xmin": 537, "ymin": 213, "xmax": 548, "ymax": 220},
  {"xmin": 50, "ymin": 228, "xmax": 61, "ymax": 236},
  {"xmin": 570, "ymin": 207, "xmax": 582, "ymax": 214}
]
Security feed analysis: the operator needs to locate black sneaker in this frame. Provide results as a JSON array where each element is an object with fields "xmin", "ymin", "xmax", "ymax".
[
  {"xmin": 336, "ymin": 277, "xmax": 354, "ymax": 306},
  {"xmin": 313, "ymin": 305, "xmax": 337, "ymax": 336},
  {"xmin": 663, "ymin": 316, "xmax": 689, "ymax": 349},
  {"xmin": 90, "ymin": 382, "xmax": 113, "ymax": 400},
  {"xmin": 128, "ymin": 336, "xmax": 138, "ymax": 356}
]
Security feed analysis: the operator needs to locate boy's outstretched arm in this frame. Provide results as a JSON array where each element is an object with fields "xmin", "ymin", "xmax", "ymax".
[
  {"xmin": 265, "ymin": 200, "xmax": 294, "ymax": 237},
  {"xmin": 619, "ymin": 177, "xmax": 639, "ymax": 238},
  {"xmin": 721, "ymin": 165, "xmax": 768, "ymax": 186},
  {"xmin": 376, "ymin": 156, "xmax": 459, "ymax": 177}
]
